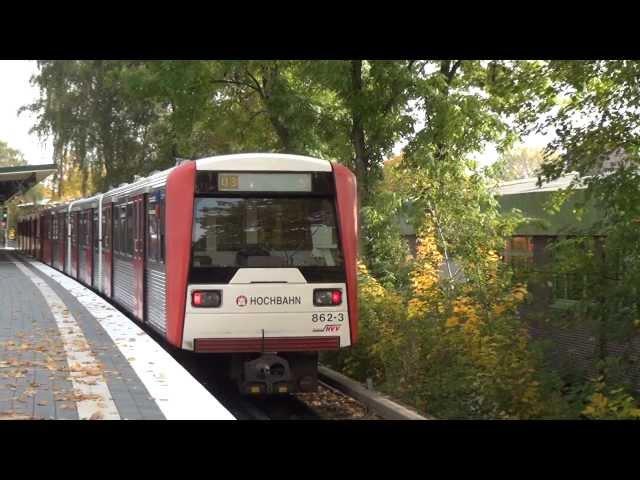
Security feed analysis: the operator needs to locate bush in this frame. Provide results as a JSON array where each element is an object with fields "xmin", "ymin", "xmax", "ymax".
[{"xmin": 325, "ymin": 225, "xmax": 571, "ymax": 419}]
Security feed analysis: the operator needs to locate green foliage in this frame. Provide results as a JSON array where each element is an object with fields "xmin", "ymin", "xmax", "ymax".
[
  {"xmin": 0, "ymin": 140, "xmax": 27, "ymax": 167},
  {"xmin": 525, "ymin": 61, "xmax": 640, "ymax": 384},
  {"xmin": 580, "ymin": 374, "xmax": 640, "ymax": 419}
]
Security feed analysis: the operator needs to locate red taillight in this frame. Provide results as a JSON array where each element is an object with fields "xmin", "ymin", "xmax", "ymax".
[
  {"xmin": 192, "ymin": 290, "xmax": 222, "ymax": 308},
  {"xmin": 331, "ymin": 290, "xmax": 342, "ymax": 305},
  {"xmin": 313, "ymin": 289, "xmax": 343, "ymax": 306},
  {"xmin": 193, "ymin": 292, "xmax": 204, "ymax": 306}
]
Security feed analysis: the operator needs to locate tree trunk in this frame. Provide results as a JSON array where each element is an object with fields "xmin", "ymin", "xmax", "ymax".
[
  {"xmin": 349, "ymin": 60, "xmax": 371, "ymax": 260},
  {"xmin": 261, "ymin": 63, "xmax": 294, "ymax": 153},
  {"xmin": 78, "ymin": 138, "xmax": 88, "ymax": 197},
  {"xmin": 350, "ymin": 60, "xmax": 369, "ymax": 205}
]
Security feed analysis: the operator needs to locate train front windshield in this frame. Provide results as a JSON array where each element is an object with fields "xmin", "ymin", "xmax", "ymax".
[{"xmin": 192, "ymin": 197, "xmax": 343, "ymax": 268}]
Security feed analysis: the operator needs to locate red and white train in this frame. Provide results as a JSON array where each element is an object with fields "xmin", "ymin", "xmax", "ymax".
[{"xmin": 17, "ymin": 154, "xmax": 358, "ymax": 394}]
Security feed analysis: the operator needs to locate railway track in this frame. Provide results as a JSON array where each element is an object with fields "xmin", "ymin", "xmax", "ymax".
[{"xmin": 170, "ymin": 350, "xmax": 322, "ymax": 420}]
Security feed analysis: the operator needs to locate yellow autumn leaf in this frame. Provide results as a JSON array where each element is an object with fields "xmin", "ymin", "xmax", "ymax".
[{"xmin": 445, "ymin": 317, "xmax": 460, "ymax": 328}]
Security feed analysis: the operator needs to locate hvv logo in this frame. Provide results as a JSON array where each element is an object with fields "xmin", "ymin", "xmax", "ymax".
[{"xmin": 312, "ymin": 324, "xmax": 341, "ymax": 333}]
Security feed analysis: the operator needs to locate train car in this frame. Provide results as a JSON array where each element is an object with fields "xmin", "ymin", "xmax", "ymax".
[{"xmin": 18, "ymin": 154, "xmax": 358, "ymax": 395}]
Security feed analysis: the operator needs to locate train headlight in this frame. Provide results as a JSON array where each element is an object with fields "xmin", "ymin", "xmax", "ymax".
[
  {"xmin": 192, "ymin": 290, "xmax": 222, "ymax": 308},
  {"xmin": 313, "ymin": 289, "xmax": 342, "ymax": 306}
]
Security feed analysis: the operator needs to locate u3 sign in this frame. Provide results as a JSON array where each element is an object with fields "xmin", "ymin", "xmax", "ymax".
[{"xmin": 312, "ymin": 312, "xmax": 345, "ymax": 323}]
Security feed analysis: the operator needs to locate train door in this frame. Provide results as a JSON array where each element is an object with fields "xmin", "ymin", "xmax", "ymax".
[
  {"xmin": 133, "ymin": 195, "xmax": 145, "ymax": 321},
  {"xmin": 102, "ymin": 203, "xmax": 112, "ymax": 297}
]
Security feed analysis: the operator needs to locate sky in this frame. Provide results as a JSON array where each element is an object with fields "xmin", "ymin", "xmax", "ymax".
[
  {"xmin": 0, "ymin": 60, "xmax": 553, "ymax": 169},
  {"xmin": 0, "ymin": 60, "xmax": 53, "ymax": 165}
]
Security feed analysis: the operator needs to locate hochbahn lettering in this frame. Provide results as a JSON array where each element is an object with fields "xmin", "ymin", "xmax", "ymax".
[{"xmin": 236, "ymin": 295, "xmax": 302, "ymax": 307}]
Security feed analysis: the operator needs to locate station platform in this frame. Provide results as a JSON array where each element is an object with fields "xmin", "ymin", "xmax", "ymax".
[{"xmin": 0, "ymin": 249, "xmax": 235, "ymax": 420}]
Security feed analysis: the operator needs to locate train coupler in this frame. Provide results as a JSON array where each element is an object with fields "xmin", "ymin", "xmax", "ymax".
[{"xmin": 242, "ymin": 354, "xmax": 292, "ymax": 395}]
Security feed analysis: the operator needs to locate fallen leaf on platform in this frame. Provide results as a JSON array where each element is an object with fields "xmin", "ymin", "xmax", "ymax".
[{"xmin": 0, "ymin": 412, "xmax": 33, "ymax": 420}]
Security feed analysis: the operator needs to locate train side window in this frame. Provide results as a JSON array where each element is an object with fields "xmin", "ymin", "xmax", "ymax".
[
  {"xmin": 82, "ymin": 213, "xmax": 87, "ymax": 247},
  {"xmin": 93, "ymin": 210, "xmax": 99, "ymax": 250},
  {"xmin": 112, "ymin": 209, "xmax": 118, "ymax": 253},
  {"xmin": 119, "ymin": 204, "xmax": 127, "ymax": 254},
  {"xmin": 85, "ymin": 213, "xmax": 90, "ymax": 247},
  {"xmin": 147, "ymin": 197, "xmax": 158, "ymax": 262},
  {"xmin": 158, "ymin": 196, "xmax": 165, "ymax": 263},
  {"xmin": 107, "ymin": 207, "xmax": 112, "ymax": 251},
  {"xmin": 81, "ymin": 214, "xmax": 86, "ymax": 247},
  {"xmin": 114, "ymin": 205, "xmax": 123, "ymax": 254},
  {"xmin": 102, "ymin": 207, "xmax": 110, "ymax": 251},
  {"xmin": 79, "ymin": 214, "xmax": 84, "ymax": 247},
  {"xmin": 126, "ymin": 203, "xmax": 134, "ymax": 256},
  {"xmin": 71, "ymin": 215, "xmax": 76, "ymax": 247}
]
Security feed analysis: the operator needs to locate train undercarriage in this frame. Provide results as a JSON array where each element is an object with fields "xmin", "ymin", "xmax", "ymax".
[{"xmin": 229, "ymin": 352, "xmax": 319, "ymax": 395}]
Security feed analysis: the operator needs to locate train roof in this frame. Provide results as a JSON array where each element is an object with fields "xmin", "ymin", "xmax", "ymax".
[
  {"xmin": 25, "ymin": 154, "xmax": 335, "ymax": 215},
  {"xmin": 194, "ymin": 153, "xmax": 333, "ymax": 172}
]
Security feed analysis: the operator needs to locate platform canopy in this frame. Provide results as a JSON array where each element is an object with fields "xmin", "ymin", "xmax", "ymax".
[{"xmin": 0, "ymin": 164, "xmax": 56, "ymax": 203}]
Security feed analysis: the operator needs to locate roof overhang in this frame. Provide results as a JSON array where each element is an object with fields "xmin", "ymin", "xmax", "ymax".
[{"xmin": 0, "ymin": 164, "xmax": 56, "ymax": 203}]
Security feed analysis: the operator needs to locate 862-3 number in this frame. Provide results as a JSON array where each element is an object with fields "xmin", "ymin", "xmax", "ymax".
[{"xmin": 312, "ymin": 313, "xmax": 345, "ymax": 322}]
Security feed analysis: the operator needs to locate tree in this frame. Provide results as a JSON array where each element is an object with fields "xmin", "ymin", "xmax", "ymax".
[
  {"xmin": 490, "ymin": 145, "xmax": 546, "ymax": 181},
  {"xmin": 22, "ymin": 60, "xmax": 159, "ymax": 196},
  {"xmin": 0, "ymin": 140, "xmax": 27, "ymax": 167},
  {"xmin": 520, "ymin": 60, "xmax": 640, "ymax": 412}
]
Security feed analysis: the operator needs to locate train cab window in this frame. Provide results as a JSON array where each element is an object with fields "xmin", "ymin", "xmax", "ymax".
[{"xmin": 192, "ymin": 197, "xmax": 343, "ymax": 268}]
